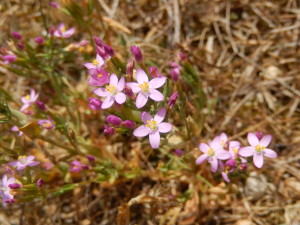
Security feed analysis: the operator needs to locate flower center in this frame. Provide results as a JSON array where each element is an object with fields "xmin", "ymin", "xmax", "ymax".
[
  {"xmin": 232, "ymin": 147, "xmax": 239, "ymax": 155},
  {"xmin": 43, "ymin": 122, "xmax": 52, "ymax": 128},
  {"xmin": 18, "ymin": 156, "xmax": 27, "ymax": 164},
  {"xmin": 93, "ymin": 59, "xmax": 99, "ymax": 66},
  {"xmin": 24, "ymin": 95, "xmax": 31, "ymax": 100},
  {"xmin": 146, "ymin": 120, "xmax": 157, "ymax": 130},
  {"xmin": 255, "ymin": 144, "xmax": 265, "ymax": 152},
  {"xmin": 97, "ymin": 73, "xmax": 103, "ymax": 78},
  {"xmin": 61, "ymin": 27, "xmax": 66, "ymax": 32},
  {"xmin": 207, "ymin": 148, "xmax": 215, "ymax": 157},
  {"xmin": 105, "ymin": 84, "xmax": 117, "ymax": 95},
  {"xmin": 138, "ymin": 81, "xmax": 150, "ymax": 93}
]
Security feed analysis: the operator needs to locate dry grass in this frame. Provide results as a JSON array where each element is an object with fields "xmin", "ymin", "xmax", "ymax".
[{"xmin": 0, "ymin": 0, "xmax": 300, "ymax": 224}]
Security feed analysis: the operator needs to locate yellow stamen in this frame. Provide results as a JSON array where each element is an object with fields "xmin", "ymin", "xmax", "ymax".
[
  {"xmin": 138, "ymin": 81, "xmax": 149, "ymax": 93},
  {"xmin": 233, "ymin": 147, "xmax": 239, "ymax": 155},
  {"xmin": 18, "ymin": 156, "xmax": 26, "ymax": 160},
  {"xmin": 146, "ymin": 120, "xmax": 157, "ymax": 130},
  {"xmin": 105, "ymin": 84, "xmax": 117, "ymax": 95},
  {"xmin": 24, "ymin": 95, "xmax": 31, "ymax": 100},
  {"xmin": 93, "ymin": 59, "xmax": 99, "ymax": 66},
  {"xmin": 43, "ymin": 122, "xmax": 52, "ymax": 128},
  {"xmin": 255, "ymin": 144, "xmax": 265, "ymax": 152},
  {"xmin": 61, "ymin": 27, "xmax": 66, "ymax": 32},
  {"xmin": 207, "ymin": 148, "xmax": 215, "ymax": 157},
  {"xmin": 97, "ymin": 73, "xmax": 103, "ymax": 78}
]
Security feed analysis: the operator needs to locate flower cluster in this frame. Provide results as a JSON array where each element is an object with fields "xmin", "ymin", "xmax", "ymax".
[
  {"xmin": 85, "ymin": 38, "xmax": 173, "ymax": 149},
  {"xmin": 196, "ymin": 132, "xmax": 278, "ymax": 182}
]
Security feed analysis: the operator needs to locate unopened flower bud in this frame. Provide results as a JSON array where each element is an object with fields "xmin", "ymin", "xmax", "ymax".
[
  {"xmin": 239, "ymin": 163, "xmax": 247, "ymax": 170},
  {"xmin": 174, "ymin": 149, "xmax": 184, "ymax": 157},
  {"xmin": 88, "ymin": 97, "xmax": 102, "ymax": 110},
  {"xmin": 256, "ymin": 131, "xmax": 263, "ymax": 140},
  {"xmin": 37, "ymin": 178, "xmax": 44, "ymax": 187},
  {"xmin": 9, "ymin": 183, "xmax": 22, "ymax": 189},
  {"xmin": 168, "ymin": 91, "xmax": 178, "ymax": 108},
  {"xmin": 170, "ymin": 62, "xmax": 179, "ymax": 68},
  {"xmin": 104, "ymin": 125, "xmax": 115, "ymax": 135},
  {"xmin": 93, "ymin": 36, "xmax": 103, "ymax": 46},
  {"xmin": 179, "ymin": 52, "xmax": 187, "ymax": 61},
  {"xmin": 103, "ymin": 44, "xmax": 115, "ymax": 57},
  {"xmin": 34, "ymin": 36, "xmax": 44, "ymax": 45},
  {"xmin": 126, "ymin": 58, "xmax": 135, "ymax": 76},
  {"xmin": 130, "ymin": 45, "xmax": 142, "ymax": 62},
  {"xmin": 149, "ymin": 66, "xmax": 163, "ymax": 78},
  {"xmin": 17, "ymin": 41, "xmax": 25, "ymax": 50},
  {"xmin": 86, "ymin": 155, "xmax": 95, "ymax": 162},
  {"xmin": 225, "ymin": 159, "xmax": 237, "ymax": 168},
  {"xmin": 50, "ymin": 1, "xmax": 59, "ymax": 8},
  {"xmin": 36, "ymin": 100, "xmax": 47, "ymax": 111},
  {"xmin": 12, "ymin": 31, "xmax": 22, "ymax": 40},
  {"xmin": 106, "ymin": 115, "xmax": 122, "ymax": 126},
  {"xmin": 122, "ymin": 120, "xmax": 136, "ymax": 129},
  {"xmin": 171, "ymin": 67, "xmax": 180, "ymax": 81}
]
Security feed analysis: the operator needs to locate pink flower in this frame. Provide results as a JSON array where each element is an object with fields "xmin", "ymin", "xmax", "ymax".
[
  {"xmin": 20, "ymin": 89, "xmax": 39, "ymax": 112},
  {"xmin": 239, "ymin": 132, "xmax": 277, "ymax": 168},
  {"xmin": 84, "ymin": 54, "xmax": 105, "ymax": 70},
  {"xmin": 0, "ymin": 175, "xmax": 15, "ymax": 206},
  {"xmin": 133, "ymin": 108, "xmax": 172, "ymax": 149},
  {"xmin": 53, "ymin": 23, "xmax": 75, "ymax": 38},
  {"xmin": 70, "ymin": 161, "xmax": 89, "ymax": 172},
  {"xmin": 195, "ymin": 137, "xmax": 231, "ymax": 172},
  {"xmin": 94, "ymin": 74, "xmax": 126, "ymax": 109},
  {"xmin": 38, "ymin": 119, "xmax": 55, "ymax": 130},
  {"xmin": 149, "ymin": 66, "xmax": 163, "ymax": 78},
  {"xmin": 8, "ymin": 155, "xmax": 40, "ymax": 171},
  {"xmin": 127, "ymin": 69, "xmax": 166, "ymax": 108},
  {"xmin": 11, "ymin": 126, "xmax": 23, "ymax": 136},
  {"xmin": 87, "ymin": 67, "xmax": 109, "ymax": 86},
  {"xmin": 11, "ymin": 31, "xmax": 23, "ymax": 40}
]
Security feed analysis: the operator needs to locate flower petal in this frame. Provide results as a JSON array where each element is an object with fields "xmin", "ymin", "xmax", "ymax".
[
  {"xmin": 136, "ymin": 68, "xmax": 149, "ymax": 84},
  {"xmin": 141, "ymin": 112, "xmax": 152, "ymax": 124},
  {"xmin": 133, "ymin": 125, "xmax": 151, "ymax": 137},
  {"xmin": 149, "ymin": 89, "xmax": 164, "ymax": 102},
  {"xmin": 94, "ymin": 88, "xmax": 109, "ymax": 97},
  {"xmin": 264, "ymin": 148, "xmax": 277, "ymax": 159},
  {"xmin": 149, "ymin": 131, "xmax": 160, "ymax": 149},
  {"xmin": 157, "ymin": 122, "xmax": 172, "ymax": 133},
  {"xmin": 154, "ymin": 107, "xmax": 166, "ymax": 123},
  {"xmin": 117, "ymin": 76, "xmax": 125, "ymax": 91},
  {"xmin": 63, "ymin": 28, "xmax": 75, "ymax": 38},
  {"xmin": 136, "ymin": 93, "xmax": 148, "ymax": 108},
  {"xmin": 28, "ymin": 161, "xmax": 40, "ymax": 167},
  {"xmin": 84, "ymin": 63, "xmax": 95, "ymax": 69},
  {"xmin": 96, "ymin": 54, "xmax": 104, "ymax": 66},
  {"xmin": 210, "ymin": 157, "xmax": 218, "ymax": 172},
  {"xmin": 127, "ymin": 82, "xmax": 141, "ymax": 93},
  {"xmin": 149, "ymin": 77, "xmax": 166, "ymax": 89},
  {"xmin": 110, "ymin": 74, "xmax": 118, "ymax": 87},
  {"xmin": 239, "ymin": 146, "xmax": 255, "ymax": 157},
  {"xmin": 260, "ymin": 134, "xmax": 272, "ymax": 147},
  {"xmin": 101, "ymin": 96, "xmax": 114, "ymax": 109},
  {"xmin": 199, "ymin": 143, "xmax": 210, "ymax": 153},
  {"xmin": 247, "ymin": 132, "xmax": 259, "ymax": 146},
  {"xmin": 222, "ymin": 172, "xmax": 230, "ymax": 183},
  {"xmin": 115, "ymin": 92, "xmax": 126, "ymax": 104},
  {"xmin": 196, "ymin": 154, "xmax": 208, "ymax": 165},
  {"xmin": 216, "ymin": 150, "xmax": 230, "ymax": 160},
  {"xmin": 253, "ymin": 153, "xmax": 264, "ymax": 168}
]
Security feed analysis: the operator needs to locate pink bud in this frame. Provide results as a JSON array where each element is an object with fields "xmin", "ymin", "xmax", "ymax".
[
  {"xmin": 225, "ymin": 159, "xmax": 236, "ymax": 168},
  {"xmin": 93, "ymin": 36, "xmax": 103, "ymax": 46},
  {"xmin": 86, "ymin": 155, "xmax": 95, "ymax": 162},
  {"xmin": 168, "ymin": 91, "xmax": 178, "ymax": 108},
  {"xmin": 124, "ymin": 86, "xmax": 135, "ymax": 98},
  {"xmin": 104, "ymin": 125, "xmax": 115, "ymax": 135},
  {"xmin": 37, "ymin": 178, "xmax": 44, "ymax": 187},
  {"xmin": 106, "ymin": 115, "xmax": 122, "ymax": 126},
  {"xmin": 88, "ymin": 97, "xmax": 102, "ymax": 110},
  {"xmin": 3, "ymin": 54, "xmax": 17, "ymax": 64},
  {"xmin": 130, "ymin": 45, "xmax": 142, "ymax": 62},
  {"xmin": 34, "ymin": 36, "xmax": 44, "ymax": 45},
  {"xmin": 36, "ymin": 100, "xmax": 47, "ymax": 111},
  {"xmin": 170, "ymin": 62, "xmax": 179, "ymax": 68},
  {"xmin": 4, "ymin": 199, "xmax": 15, "ymax": 204},
  {"xmin": 103, "ymin": 44, "xmax": 115, "ymax": 57},
  {"xmin": 171, "ymin": 68, "xmax": 180, "ymax": 81},
  {"xmin": 174, "ymin": 149, "xmax": 184, "ymax": 157},
  {"xmin": 179, "ymin": 52, "xmax": 187, "ymax": 61},
  {"xmin": 256, "ymin": 131, "xmax": 263, "ymax": 140},
  {"xmin": 12, "ymin": 31, "xmax": 22, "ymax": 40},
  {"xmin": 17, "ymin": 41, "xmax": 25, "ymax": 50},
  {"xmin": 239, "ymin": 163, "xmax": 247, "ymax": 170},
  {"xmin": 149, "ymin": 66, "xmax": 163, "ymax": 78},
  {"xmin": 50, "ymin": 1, "xmax": 59, "ymax": 8},
  {"xmin": 126, "ymin": 58, "xmax": 135, "ymax": 76},
  {"xmin": 122, "ymin": 120, "xmax": 136, "ymax": 129},
  {"xmin": 49, "ymin": 26, "xmax": 56, "ymax": 35},
  {"xmin": 9, "ymin": 183, "xmax": 22, "ymax": 189}
]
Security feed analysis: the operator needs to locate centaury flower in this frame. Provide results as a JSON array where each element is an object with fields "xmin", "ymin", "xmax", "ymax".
[
  {"xmin": 0, "ymin": 175, "xmax": 15, "ymax": 206},
  {"xmin": 133, "ymin": 108, "xmax": 172, "ymax": 149},
  {"xmin": 20, "ymin": 89, "xmax": 39, "ymax": 112},
  {"xmin": 38, "ymin": 119, "xmax": 55, "ymax": 130},
  {"xmin": 196, "ymin": 138, "xmax": 231, "ymax": 172},
  {"xmin": 94, "ymin": 74, "xmax": 126, "ymax": 109},
  {"xmin": 127, "ymin": 68, "xmax": 166, "ymax": 108},
  {"xmin": 53, "ymin": 23, "xmax": 75, "ymax": 38},
  {"xmin": 8, "ymin": 155, "xmax": 40, "ymax": 171},
  {"xmin": 87, "ymin": 67, "xmax": 109, "ymax": 86},
  {"xmin": 239, "ymin": 132, "xmax": 277, "ymax": 168},
  {"xmin": 84, "ymin": 54, "xmax": 105, "ymax": 70}
]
